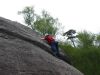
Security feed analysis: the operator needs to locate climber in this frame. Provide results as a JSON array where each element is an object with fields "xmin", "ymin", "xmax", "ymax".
[{"xmin": 41, "ymin": 34, "xmax": 60, "ymax": 57}]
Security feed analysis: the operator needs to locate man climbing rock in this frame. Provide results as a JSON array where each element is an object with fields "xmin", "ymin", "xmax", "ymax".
[{"xmin": 41, "ymin": 34, "xmax": 60, "ymax": 57}]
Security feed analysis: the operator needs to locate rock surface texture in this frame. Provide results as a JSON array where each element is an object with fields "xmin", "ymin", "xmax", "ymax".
[{"xmin": 0, "ymin": 17, "xmax": 83, "ymax": 75}]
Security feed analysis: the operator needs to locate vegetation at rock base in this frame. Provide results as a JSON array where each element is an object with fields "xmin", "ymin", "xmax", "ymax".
[{"xmin": 60, "ymin": 31, "xmax": 100, "ymax": 75}]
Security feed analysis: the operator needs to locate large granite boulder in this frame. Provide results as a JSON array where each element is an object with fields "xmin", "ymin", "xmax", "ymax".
[{"xmin": 0, "ymin": 17, "xmax": 83, "ymax": 75}]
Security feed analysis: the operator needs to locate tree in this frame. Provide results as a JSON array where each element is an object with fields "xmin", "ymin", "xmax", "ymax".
[
  {"xmin": 63, "ymin": 29, "xmax": 76, "ymax": 47},
  {"xmin": 96, "ymin": 34, "xmax": 100, "ymax": 47},
  {"xmin": 18, "ymin": 7, "xmax": 59, "ymax": 35},
  {"xmin": 34, "ymin": 10, "xmax": 58, "ymax": 35},
  {"xmin": 18, "ymin": 6, "xmax": 36, "ymax": 29},
  {"xmin": 77, "ymin": 31, "xmax": 95, "ymax": 48}
]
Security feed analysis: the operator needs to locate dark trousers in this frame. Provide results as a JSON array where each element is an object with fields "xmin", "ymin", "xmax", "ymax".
[{"xmin": 50, "ymin": 41, "xmax": 60, "ymax": 57}]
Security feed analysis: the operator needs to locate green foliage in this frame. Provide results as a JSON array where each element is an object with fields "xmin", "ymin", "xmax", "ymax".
[
  {"xmin": 60, "ymin": 32, "xmax": 100, "ymax": 75},
  {"xmin": 97, "ymin": 34, "xmax": 100, "ymax": 41},
  {"xmin": 96, "ymin": 34, "xmax": 100, "ymax": 46},
  {"xmin": 60, "ymin": 43, "xmax": 100, "ymax": 75},
  {"xmin": 18, "ymin": 7, "xmax": 59, "ymax": 35},
  {"xmin": 34, "ymin": 10, "xmax": 58, "ymax": 35},
  {"xmin": 18, "ymin": 6, "xmax": 35, "ymax": 29},
  {"xmin": 77, "ymin": 31, "xmax": 95, "ymax": 48}
]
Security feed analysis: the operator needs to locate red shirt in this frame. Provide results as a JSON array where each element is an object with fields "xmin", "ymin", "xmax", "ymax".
[{"xmin": 44, "ymin": 35, "xmax": 55, "ymax": 44}]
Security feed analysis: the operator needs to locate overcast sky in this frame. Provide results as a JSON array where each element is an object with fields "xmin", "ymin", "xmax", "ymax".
[{"xmin": 0, "ymin": 0, "xmax": 100, "ymax": 34}]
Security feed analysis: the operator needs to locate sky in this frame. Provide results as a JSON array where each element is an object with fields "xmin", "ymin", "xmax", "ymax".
[{"xmin": 0, "ymin": 0, "xmax": 100, "ymax": 34}]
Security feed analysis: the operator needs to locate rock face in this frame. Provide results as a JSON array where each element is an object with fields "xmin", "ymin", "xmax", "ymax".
[{"xmin": 0, "ymin": 17, "xmax": 83, "ymax": 75}]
